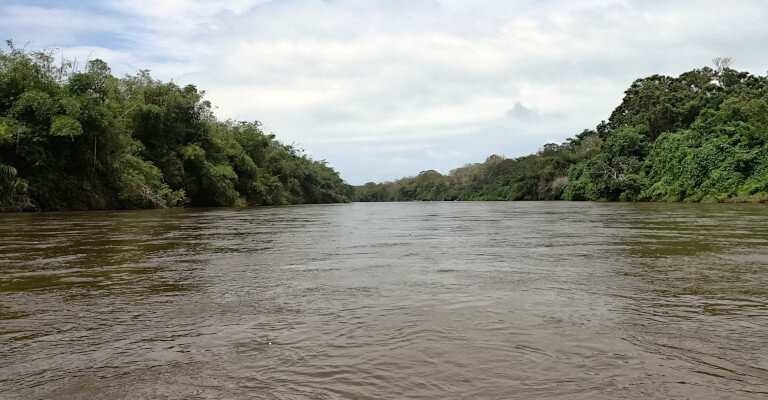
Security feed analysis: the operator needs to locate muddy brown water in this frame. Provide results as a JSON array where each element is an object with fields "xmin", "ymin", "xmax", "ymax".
[{"xmin": 1, "ymin": 201, "xmax": 767, "ymax": 399}]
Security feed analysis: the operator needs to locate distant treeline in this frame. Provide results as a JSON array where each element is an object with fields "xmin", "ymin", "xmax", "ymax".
[
  {"xmin": 0, "ymin": 42, "xmax": 352, "ymax": 211},
  {"xmin": 354, "ymin": 59, "xmax": 768, "ymax": 203},
  {"xmin": 3, "ymin": 44, "xmax": 767, "ymax": 212}
]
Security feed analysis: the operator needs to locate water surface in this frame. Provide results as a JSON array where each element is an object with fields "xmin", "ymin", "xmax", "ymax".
[{"xmin": 1, "ymin": 202, "xmax": 767, "ymax": 399}]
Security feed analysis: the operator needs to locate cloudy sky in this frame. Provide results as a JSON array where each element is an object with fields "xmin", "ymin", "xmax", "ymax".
[{"xmin": 2, "ymin": 0, "xmax": 767, "ymax": 184}]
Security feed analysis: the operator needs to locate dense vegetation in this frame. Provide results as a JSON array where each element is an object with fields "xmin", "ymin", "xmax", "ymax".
[
  {"xmin": 354, "ymin": 59, "xmax": 768, "ymax": 203},
  {"xmin": 0, "ymin": 42, "xmax": 351, "ymax": 212},
  {"xmin": 3, "ymin": 44, "xmax": 766, "ymax": 211}
]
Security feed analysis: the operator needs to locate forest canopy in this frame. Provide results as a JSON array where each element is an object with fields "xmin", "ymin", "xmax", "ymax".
[
  {"xmin": 0, "ymin": 42, "xmax": 352, "ymax": 211},
  {"xmin": 354, "ymin": 59, "xmax": 768, "ymax": 203},
  {"xmin": 2, "ymin": 43, "xmax": 766, "ymax": 212}
]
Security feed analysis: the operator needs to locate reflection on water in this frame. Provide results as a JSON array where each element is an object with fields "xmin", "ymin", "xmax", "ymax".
[{"xmin": 1, "ymin": 202, "xmax": 767, "ymax": 399}]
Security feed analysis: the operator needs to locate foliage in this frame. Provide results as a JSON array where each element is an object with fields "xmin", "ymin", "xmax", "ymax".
[
  {"xmin": 354, "ymin": 62, "xmax": 768, "ymax": 203},
  {"xmin": 0, "ymin": 43, "xmax": 350, "ymax": 211}
]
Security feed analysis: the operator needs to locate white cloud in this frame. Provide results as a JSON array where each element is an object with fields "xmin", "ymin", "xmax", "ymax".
[{"xmin": 3, "ymin": 0, "xmax": 768, "ymax": 183}]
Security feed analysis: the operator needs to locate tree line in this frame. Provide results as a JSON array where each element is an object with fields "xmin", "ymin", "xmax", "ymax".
[
  {"xmin": 0, "ymin": 42, "xmax": 352, "ymax": 211},
  {"xmin": 354, "ymin": 59, "xmax": 768, "ymax": 203},
  {"xmin": 3, "ymin": 44, "xmax": 766, "ymax": 211}
]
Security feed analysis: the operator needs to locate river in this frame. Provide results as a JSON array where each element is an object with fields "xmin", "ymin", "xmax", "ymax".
[{"xmin": 1, "ymin": 202, "xmax": 767, "ymax": 399}]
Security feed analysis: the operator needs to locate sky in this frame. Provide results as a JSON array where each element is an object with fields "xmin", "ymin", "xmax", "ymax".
[{"xmin": 2, "ymin": 0, "xmax": 767, "ymax": 184}]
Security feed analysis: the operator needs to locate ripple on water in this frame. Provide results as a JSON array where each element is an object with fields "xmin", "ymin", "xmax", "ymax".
[{"xmin": 0, "ymin": 202, "xmax": 767, "ymax": 399}]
